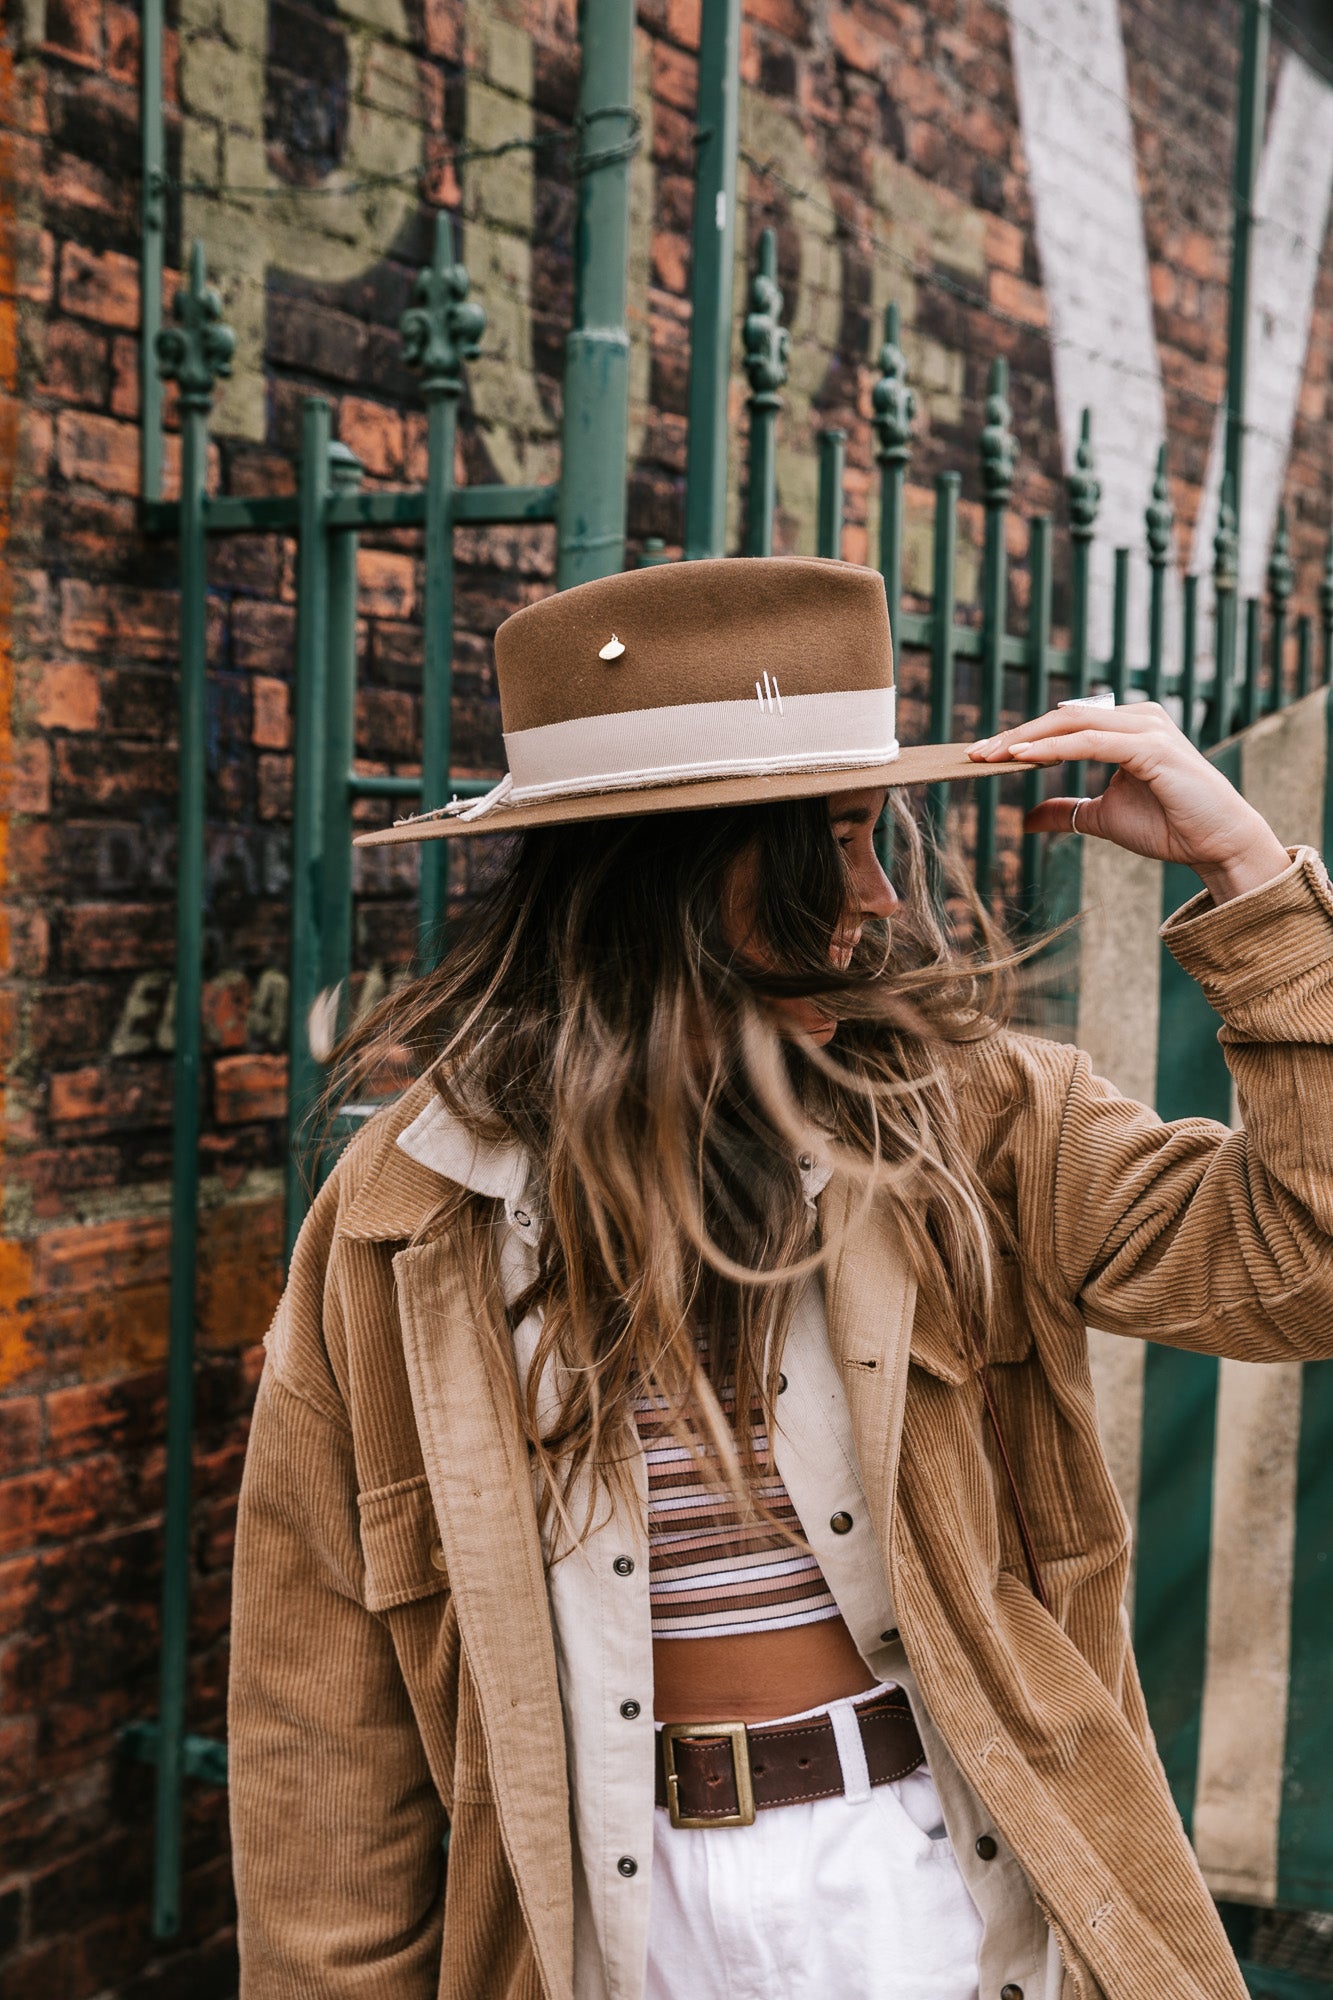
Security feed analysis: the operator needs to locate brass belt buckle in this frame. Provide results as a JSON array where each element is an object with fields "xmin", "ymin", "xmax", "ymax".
[{"xmin": 660, "ymin": 1720, "xmax": 755, "ymax": 1830}]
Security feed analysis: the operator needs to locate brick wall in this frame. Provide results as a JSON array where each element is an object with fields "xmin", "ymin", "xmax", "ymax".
[{"xmin": 1, "ymin": 0, "xmax": 1331, "ymax": 1991}]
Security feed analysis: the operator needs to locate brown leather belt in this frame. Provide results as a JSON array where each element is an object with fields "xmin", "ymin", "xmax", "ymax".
[{"xmin": 654, "ymin": 1688, "xmax": 925, "ymax": 1829}]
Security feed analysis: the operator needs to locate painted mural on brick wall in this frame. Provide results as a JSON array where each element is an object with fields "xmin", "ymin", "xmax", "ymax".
[{"xmin": 3, "ymin": 0, "xmax": 1333, "ymax": 1989}]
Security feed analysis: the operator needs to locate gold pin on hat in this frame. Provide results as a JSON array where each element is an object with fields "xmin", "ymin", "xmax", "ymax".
[{"xmin": 598, "ymin": 633, "xmax": 626, "ymax": 661}]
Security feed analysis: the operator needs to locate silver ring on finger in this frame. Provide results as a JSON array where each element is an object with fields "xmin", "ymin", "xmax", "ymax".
[{"xmin": 1070, "ymin": 796, "xmax": 1094, "ymax": 835}]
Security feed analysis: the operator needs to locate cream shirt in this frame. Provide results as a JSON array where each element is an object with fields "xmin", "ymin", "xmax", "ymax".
[{"xmin": 397, "ymin": 1096, "xmax": 1066, "ymax": 2000}]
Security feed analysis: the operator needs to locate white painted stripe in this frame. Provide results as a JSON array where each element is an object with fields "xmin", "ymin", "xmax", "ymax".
[
  {"xmin": 1194, "ymin": 1359, "xmax": 1303, "ymax": 1902},
  {"xmin": 1189, "ymin": 55, "xmax": 1333, "ymax": 605},
  {"xmin": 1189, "ymin": 691, "xmax": 1326, "ymax": 1900},
  {"xmin": 1075, "ymin": 840, "xmax": 1163, "ymax": 1562},
  {"xmin": 501, "ymin": 687, "xmax": 898, "ymax": 802},
  {"xmin": 1007, "ymin": 0, "xmax": 1169, "ymax": 661}
]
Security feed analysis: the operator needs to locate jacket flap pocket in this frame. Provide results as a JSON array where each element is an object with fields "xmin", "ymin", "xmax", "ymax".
[
  {"xmin": 911, "ymin": 1258, "xmax": 1033, "ymax": 1381},
  {"xmin": 358, "ymin": 1475, "xmax": 451, "ymax": 1612}
]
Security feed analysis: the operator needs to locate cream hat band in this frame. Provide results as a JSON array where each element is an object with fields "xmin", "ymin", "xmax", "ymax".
[{"xmin": 458, "ymin": 684, "xmax": 899, "ymax": 818}]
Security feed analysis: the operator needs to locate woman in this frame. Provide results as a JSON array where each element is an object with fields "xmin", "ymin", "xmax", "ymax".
[{"xmin": 229, "ymin": 557, "xmax": 1333, "ymax": 2000}]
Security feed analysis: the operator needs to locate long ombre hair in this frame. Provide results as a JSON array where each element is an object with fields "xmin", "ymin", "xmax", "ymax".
[{"xmin": 326, "ymin": 791, "xmax": 1017, "ymax": 1546}]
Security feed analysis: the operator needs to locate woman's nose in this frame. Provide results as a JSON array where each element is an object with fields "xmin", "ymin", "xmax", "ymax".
[{"xmin": 856, "ymin": 856, "xmax": 898, "ymax": 919}]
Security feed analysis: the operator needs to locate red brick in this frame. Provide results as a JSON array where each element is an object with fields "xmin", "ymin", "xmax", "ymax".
[
  {"xmin": 337, "ymin": 397, "xmax": 404, "ymax": 477},
  {"xmin": 423, "ymin": 0, "xmax": 462, "ymax": 57},
  {"xmin": 37, "ymin": 319, "xmax": 109, "ymax": 406},
  {"xmin": 108, "ymin": 333, "xmax": 138, "ymax": 417},
  {"xmin": 0, "ymin": 1457, "xmax": 128, "ymax": 1558},
  {"xmin": 213, "ymin": 1054, "xmax": 287, "ymax": 1125},
  {"xmin": 43, "ymin": 0, "xmax": 103, "ymax": 67},
  {"xmin": 32, "ymin": 1213, "xmax": 170, "ymax": 1296},
  {"xmin": 990, "ymin": 269, "xmax": 1047, "ymax": 329},
  {"xmin": 232, "ymin": 599, "xmax": 295, "ymax": 673},
  {"xmin": 257, "ymin": 753, "xmax": 292, "ymax": 819},
  {"xmin": 43, "ymin": 1374, "xmax": 166, "ymax": 1458},
  {"xmin": 9, "ymin": 739, "xmax": 52, "ymax": 815},
  {"xmin": 48, "ymin": 1059, "xmax": 173, "ymax": 1127},
  {"xmin": 250, "ymin": 675, "xmax": 289, "ymax": 750},
  {"xmin": 665, "ymin": 0, "xmax": 701, "ymax": 46},
  {"xmin": 55, "ymin": 410, "xmax": 139, "ymax": 495},
  {"xmin": 652, "ymin": 231, "xmax": 689, "ymax": 293},
  {"xmin": 59, "ymin": 579, "xmax": 178, "ymax": 659},
  {"xmin": 652, "ymin": 40, "xmax": 697, "ymax": 113},
  {"xmin": 58, "ymin": 241, "xmax": 139, "ymax": 331},
  {"xmin": 27, "ymin": 660, "xmax": 99, "ymax": 732},
  {"xmin": 104, "ymin": 1, "xmax": 139, "ymax": 82},
  {"xmin": 202, "ymin": 972, "xmax": 249, "ymax": 1051},
  {"xmin": 356, "ymin": 548, "xmax": 414, "ymax": 619},
  {"xmin": 0, "ymin": 1397, "xmax": 43, "ymax": 1473},
  {"xmin": 829, "ymin": 7, "xmax": 884, "ymax": 72}
]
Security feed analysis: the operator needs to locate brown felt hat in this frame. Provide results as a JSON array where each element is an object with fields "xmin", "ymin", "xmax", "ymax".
[{"xmin": 355, "ymin": 556, "xmax": 1021, "ymax": 846}]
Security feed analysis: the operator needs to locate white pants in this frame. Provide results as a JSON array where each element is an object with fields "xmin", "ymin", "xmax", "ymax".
[{"xmin": 645, "ymin": 1691, "xmax": 983, "ymax": 2000}]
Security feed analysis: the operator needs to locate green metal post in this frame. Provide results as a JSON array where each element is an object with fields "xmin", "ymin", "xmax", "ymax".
[
  {"xmin": 1223, "ymin": 0, "xmax": 1270, "ymax": 533},
  {"xmin": 1145, "ymin": 444, "xmax": 1173, "ymax": 706},
  {"xmin": 401, "ymin": 214, "xmax": 484, "ymax": 958},
  {"xmin": 975, "ymin": 358, "xmax": 1017, "ymax": 900},
  {"xmin": 1296, "ymin": 614, "xmax": 1312, "ymax": 700},
  {"xmin": 817, "ymin": 429, "xmax": 846, "ymax": 560},
  {"xmin": 925, "ymin": 472, "xmax": 960, "ymax": 852},
  {"xmin": 1266, "ymin": 504, "xmax": 1293, "ymax": 712},
  {"xmin": 743, "ymin": 229, "xmax": 788, "ymax": 558},
  {"xmin": 1181, "ymin": 573, "xmax": 1199, "ymax": 744},
  {"xmin": 1207, "ymin": 474, "xmax": 1239, "ymax": 746},
  {"xmin": 1243, "ymin": 596, "xmax": 1262, "ymax": 729},
  {"xmin": 872, "ymin": 303, "xmax": 914, "ymax": 661},
  {"xmin": 321, "ymin": 445, "xmax": 363, "ymax": 1038},
  {"xmin": 1066, "ymin": 409, "xmax": 1100, "ymax": 795},
  {"xmin": 151, "ymin": 241, "xmax": 234, "ymax": 1940},
  {"xmin": 556, "ymin": 0, "xmax": 636, "ymax": 587},
  {"xmin": 1109, "ymin": 549, "xmax": 1130, "ymax": 706},
  {"xmin": 1020, "ymin": 515, "xmax": 1052, "ymax": 925},
  {"xmin": 683, "ymin": 0, "xmax": 741, "ymax": 559},
  {"xmin": 140, "ymin": 0, "xmax": 166, "ymax": 505},
  {"xmin": 285, "ymin": 399, "xmax": 333, "ymax": 1263},
  {"xmin": 1323, "ymin": 529, "xmax": 1333, "ymax": 686}
]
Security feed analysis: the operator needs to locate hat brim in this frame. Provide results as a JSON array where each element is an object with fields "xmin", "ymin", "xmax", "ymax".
[{"xmin": 353, "ymin": 739, "xmax": 1029, "ymax": 846}]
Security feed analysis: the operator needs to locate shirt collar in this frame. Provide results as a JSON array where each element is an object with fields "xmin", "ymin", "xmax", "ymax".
[{"xmin": 396, "ymin": 1095, "xmax": 834, "ymax": 1209}]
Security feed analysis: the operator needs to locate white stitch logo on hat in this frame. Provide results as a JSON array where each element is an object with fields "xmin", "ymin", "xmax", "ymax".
[
  {"xmin": 598, "ymin": 633, "xmax": 626, "ymax": 661},
  {"xmin": 755, "ymin": 672, "xmax": 784, "ymax": 715}
]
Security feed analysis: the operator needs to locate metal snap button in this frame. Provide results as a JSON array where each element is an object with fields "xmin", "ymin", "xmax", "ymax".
[
  {"xmin": 1000, "ymin": 1986, "xmax": 1023, "ymax": 2000},
  {"xmin": 620, "ymin": 1699, "xmax": 641, "ymax": 1720},
  {"xmin": 613, "ymin": 1555, "xmax": 635, "ymax": 1576},
  {"xmin": 830, "ymin": 1511, "xmax": 854, "ymax": 1534},
  {"xmin": 617, "ymin": 1855, "xmax": 638, "ymax": 1877},
  {"xmin": 975, "ymin": 1834, "xmax": 998, "ymax": 1860},
  {"xmin": 880, "ymin": 1628, "xmax": 898, "ymax": 1644},
  {"xmin": 513, "ymin": 1208, "xmax": 532, "ymax": 1229},
  {"xmin": 777, "ymin": 1373, "xmax": 788, "ymax": 1393},
  {"xmin": 429, "ymin": 1542, "xmax": 448, "ymax": 1572},
  {"xmin": 799, "ymin": 1153, "xmax": 814, "ymax": 1170}
]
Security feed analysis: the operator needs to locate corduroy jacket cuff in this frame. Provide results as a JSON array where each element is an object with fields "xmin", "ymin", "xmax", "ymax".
[{"xmin": 1160, "ymin": 845, "xmax": 1333, "ymax": 1012}]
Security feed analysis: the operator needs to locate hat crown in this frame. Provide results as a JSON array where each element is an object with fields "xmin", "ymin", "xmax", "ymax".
[{"xmin": 494, "ymin": 556, "xmax": 894, "ymax": 734}]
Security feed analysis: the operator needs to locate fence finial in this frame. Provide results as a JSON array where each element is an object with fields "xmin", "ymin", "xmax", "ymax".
[
  {"xmin": 979, "ymin": 358, "xmax": 1017, "ymax": 505},
  {"xmin": 1213, "ymin": 472, "xmax": 1239, "ymax": 591},
  {"xmin": 400, "ymin": 212, "xmax": 486, "ymax": 400},
  {"xmin": 1268, "ymin": 505, "xmax": 1294, "ymax": 618},
  {"xmin": 743, "ymin": 228, "xmax": 789, "ymax": 407},
  {"xmin": 156, "ymin": 239, "xmax": 235, "ymax": 412},
  {"xmin": 872, "ymin": 302, "xmax": 914, "ymax": 466},
  {"xmin": 1146, "ymin": 443, "xmax": 1174, "ymax": 566},
  {"xmin": 1068, "ymin": 408, "xmax": 1099, "ymax": 542}
]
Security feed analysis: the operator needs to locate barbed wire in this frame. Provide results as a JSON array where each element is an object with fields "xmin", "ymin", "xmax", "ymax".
[
  {"xmin": 163, "ymin": 108, "xmax": 639, "ymax": 202},
  {"xmin": 996, "ymin": 2, "xmax": 1330, "ymax": 263},
  {"xmin": 738, "ymin": 148, "xmax": 1302, "ymax": 455}
]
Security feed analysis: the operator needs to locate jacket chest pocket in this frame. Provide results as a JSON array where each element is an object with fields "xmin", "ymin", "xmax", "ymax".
[{"xmin": 358, "ymin": 1475, "xmax": 452, "ymax": 1612}]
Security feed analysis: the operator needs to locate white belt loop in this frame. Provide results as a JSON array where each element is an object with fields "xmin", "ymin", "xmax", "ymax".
[{"xmin": 828, "ymin": 1699, "xmax": 873, "ymax": 1807}]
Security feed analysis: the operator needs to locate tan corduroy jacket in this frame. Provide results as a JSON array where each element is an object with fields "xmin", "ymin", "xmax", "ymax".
[{"xmin": 230, "ymin": 849, "xmax": 1333, "ymax": 2000}]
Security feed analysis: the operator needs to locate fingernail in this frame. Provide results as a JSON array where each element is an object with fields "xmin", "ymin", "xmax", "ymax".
[{"xmin": 972, "ymin": 736, "xmax": 996, "ymax": 754}]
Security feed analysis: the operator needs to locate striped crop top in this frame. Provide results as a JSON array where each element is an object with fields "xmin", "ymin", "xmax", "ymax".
[{"xmin": 633, "ymin": 1367, "xmax": 838, "ymax": 1641}]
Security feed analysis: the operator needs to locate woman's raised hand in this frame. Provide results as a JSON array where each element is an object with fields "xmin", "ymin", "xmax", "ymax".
[{"xmin": 968, "ymin": 701, "xmax": 1291, "ymax": 906}]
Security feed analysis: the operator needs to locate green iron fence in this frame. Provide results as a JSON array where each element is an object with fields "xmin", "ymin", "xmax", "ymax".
[{"xmin": 125, "ymin": 0, "xmax": 1333, "ymax": 1980}]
